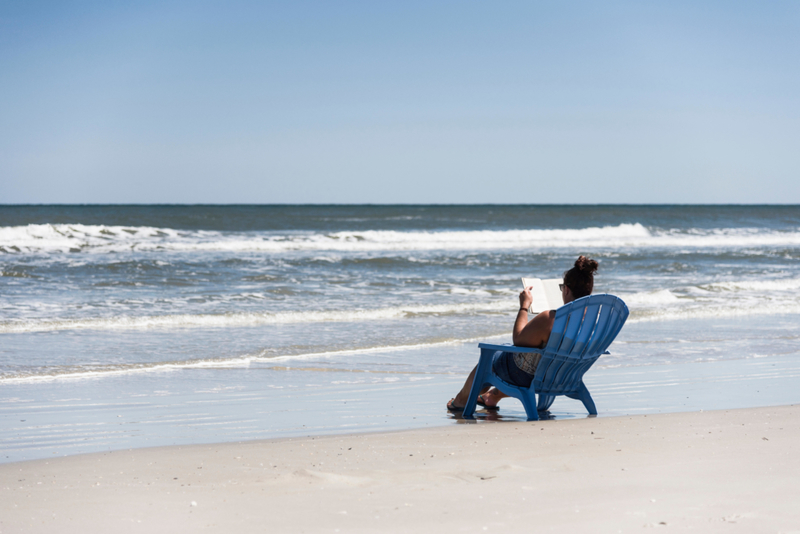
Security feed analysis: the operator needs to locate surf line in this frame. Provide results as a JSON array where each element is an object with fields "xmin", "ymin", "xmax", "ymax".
[{"xmin": 263, "ymin": 366, "xmax": 449, "ymax": 375}]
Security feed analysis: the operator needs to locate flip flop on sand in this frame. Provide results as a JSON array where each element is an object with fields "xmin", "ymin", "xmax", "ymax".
[
  {"xmin": 476, "ymin": 394, "xmax": 499, "ymax": 411},
  {"xmin": 446, "ymin": 398, "xmax": 464, "ymax": 411}
]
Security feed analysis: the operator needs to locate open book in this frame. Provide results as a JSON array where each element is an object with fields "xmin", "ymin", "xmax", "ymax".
[{"xmin": 521, "ymin": 278, "xmax": 563, "ymax": 314}]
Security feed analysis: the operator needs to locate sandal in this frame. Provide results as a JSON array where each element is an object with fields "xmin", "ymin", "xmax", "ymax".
[
  {"xmin": 446, "ymin": 398, "xmax": 465, "ymax": 411},
  {"xmin": 476, "ymin": 394, "xmax": 499, "ymax": 411}
]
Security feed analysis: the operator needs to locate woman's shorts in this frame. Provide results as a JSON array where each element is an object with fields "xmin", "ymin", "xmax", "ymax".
[{"xmin": 491, "ymin": 350, "xmax": 534, "ymax": 388}]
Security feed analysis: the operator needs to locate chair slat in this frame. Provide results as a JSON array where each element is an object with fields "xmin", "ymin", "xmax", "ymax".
[
  {"xmin": 584, "ymin": 303, "xmax": 612, "ymax": 355},
  {"xmin": 571, "ymin": 302, "xmax": 601, "ymax": 357}
]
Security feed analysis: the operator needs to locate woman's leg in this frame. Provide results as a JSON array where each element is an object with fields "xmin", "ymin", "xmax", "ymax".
[{"xmin": 447, "ymin": 365, "xmax": 491, "ymax": 409}]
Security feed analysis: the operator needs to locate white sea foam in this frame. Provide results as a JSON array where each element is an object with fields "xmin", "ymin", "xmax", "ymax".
[
  {"xmin": 448, "ymin": 287, "xmax": 493, "ymax": 296},
  {"xmin": 3, "ymin": 222, "xmax": 800, "ymax": 254},
  {"xmin": 0, "ymin": 333, "xmax": 505, "ymax": 384},
  {"xmin": 0, "ymin": 300, "xmax": 513, "ymax": 334},
  {"xmin": 700, "ymin": 278, "xmax": 800, "ymax": 292},
  {"xmin": 628, "ymin": 301, "xmax": 800, "ymax": 323},
  {"xmin": 4, "ymin": 275, "xmax": 799, "ymax": 333},
  {"xmin": 623, "ymin": 289, "xmax": 681, "ymax": 306},
  {"xmin": 0, "ymin": 358, "xmax": 250, "ymax": 383},
  {"xmin": 619, "ymin": 276, "xmax": 800, "ymax": 322}
]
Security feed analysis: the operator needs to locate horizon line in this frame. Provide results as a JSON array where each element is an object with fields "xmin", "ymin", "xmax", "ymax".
[{"xmin": 2, "ymin": 202, "xmax": 800, "ymax": 208}]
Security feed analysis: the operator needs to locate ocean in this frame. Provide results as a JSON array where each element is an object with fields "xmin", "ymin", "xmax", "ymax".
[{"xmin": 2, "ymin": 204, "xmax": 800, "ymax": 462}]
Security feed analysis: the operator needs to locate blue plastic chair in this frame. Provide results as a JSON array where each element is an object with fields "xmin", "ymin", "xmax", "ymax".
[{"xmin": 463, "ymin": 294, "xmax": 629, "ymax": 421}]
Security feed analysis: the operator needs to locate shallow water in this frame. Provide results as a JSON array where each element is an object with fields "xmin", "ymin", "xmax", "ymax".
[{"xmin": 3, "ymin": 316, "xmax": 799, "ymax": 464}]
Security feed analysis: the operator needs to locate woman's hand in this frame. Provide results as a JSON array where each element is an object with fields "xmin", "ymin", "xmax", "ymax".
[{"xmin": 519, "ymin": 286, "xmax": 533, "ymax": 312}]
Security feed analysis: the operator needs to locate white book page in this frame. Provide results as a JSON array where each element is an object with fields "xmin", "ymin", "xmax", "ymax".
[
  {"xmin": 521, "ymin": 277, "xmax": 563, "ymax": 313},
  {"xmin": 521, "ymin": 277, "xmax": 545, "ymax": 313},
  {"xmin": 541, "ymin": 278, "xmax": 563, "ymax": 310}
]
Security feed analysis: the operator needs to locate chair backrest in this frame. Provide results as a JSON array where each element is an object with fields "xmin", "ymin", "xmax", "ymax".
[{"xmin": 534, "ymin": 294, "xmax": 629, "ymax": 395}]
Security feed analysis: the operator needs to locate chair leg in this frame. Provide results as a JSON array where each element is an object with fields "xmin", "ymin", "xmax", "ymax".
[
  {"xmin": 520, "ymin": 388, "xmax": 539, "ymax": 421},
  {"xmin": 463, "ymin": 348, "xmax": 494, "ymax": 418},
  {"xmin": 537, "ymin": 394, "xmax": 556, "ymax": 411},
  {"xmin": 575, "ymin": 382, "xmax": 597, "ymax": 415}
]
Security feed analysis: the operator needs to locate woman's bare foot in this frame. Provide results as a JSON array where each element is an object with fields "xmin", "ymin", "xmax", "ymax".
[
  {"xmin": 478, "ymin": 388, "xmax": 505, "ymax": 408},
  {"xmin": 475, "ymin": 394, "xmax": 497, "ymax": 410}
]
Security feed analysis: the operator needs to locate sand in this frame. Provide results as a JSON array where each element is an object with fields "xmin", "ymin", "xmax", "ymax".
[{"xmin": 2, "ymin": 405, "xmax": 799, "ymax": 533}]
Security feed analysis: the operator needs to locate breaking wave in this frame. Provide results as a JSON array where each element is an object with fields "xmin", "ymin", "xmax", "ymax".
[
  {"xmin": 0, "ymin": 300, "xmax": 513, "ymax": 334},
  {"xmin": 3, "ymin": 222, "xmax": 800, "ymax": 254},
  {"xmin": 0, "ymin": 334, "xmax": 503, "ymax": 384}
]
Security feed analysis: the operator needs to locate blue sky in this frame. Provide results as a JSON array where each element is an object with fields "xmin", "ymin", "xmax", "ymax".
[{"xmin": 1, "ymin": 1, "xmax": 799, "ymax": 204}]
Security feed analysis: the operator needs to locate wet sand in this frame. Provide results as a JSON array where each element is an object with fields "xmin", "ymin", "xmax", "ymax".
[{"xmin": 2, "ymin": 404, "xmax": 798, "ymax": 533}]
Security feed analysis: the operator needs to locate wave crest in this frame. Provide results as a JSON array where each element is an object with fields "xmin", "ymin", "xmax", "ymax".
[
  {"xmin": 0, "ymin": 222, "xmax": 651, "ymax": 253},
  {"xmin": 3, "ymin": 222, "xmax": 800, "ymax": 254},
  {"xmin": 0, "ymin": 300, "xmax": 513, "ymax": 334}
]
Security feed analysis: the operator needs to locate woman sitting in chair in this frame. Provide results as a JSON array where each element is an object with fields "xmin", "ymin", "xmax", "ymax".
[{"xmin": 447, "ymin": 255, "xmax": 599, "ymax": 412}]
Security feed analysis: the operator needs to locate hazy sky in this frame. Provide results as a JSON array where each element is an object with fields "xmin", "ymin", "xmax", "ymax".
[{"xmin": 2, "ymin": 1, "xmax": 799, "ymax": 204}]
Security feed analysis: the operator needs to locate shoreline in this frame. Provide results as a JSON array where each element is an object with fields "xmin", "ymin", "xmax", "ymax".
[
  {"xmin": 4, "ymin": 344, "xmax": 800, "ymax": 465},
  {"xmin": 2, "ymin": 404, "xmax": 798, "ymax": 532}
]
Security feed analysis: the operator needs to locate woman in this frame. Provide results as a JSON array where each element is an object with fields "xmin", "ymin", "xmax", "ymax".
[{"xmin": 447, "ymin": 255, "xmax": 599, "ymax": 411}]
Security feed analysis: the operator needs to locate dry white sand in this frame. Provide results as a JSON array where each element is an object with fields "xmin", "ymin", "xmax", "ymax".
[{"xmin": 2, "ymin": 405, "xmax": 798, "ymax": 533}]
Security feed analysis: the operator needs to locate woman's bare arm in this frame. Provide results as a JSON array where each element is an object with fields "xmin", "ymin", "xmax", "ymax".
[{"xmin": 512, "ymin": 287, "xmax": 556, "ymax": 347}]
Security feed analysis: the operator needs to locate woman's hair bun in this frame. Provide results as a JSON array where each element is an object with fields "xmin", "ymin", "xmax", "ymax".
[
  {"xmin": 563, "ymin": 255, "xmax": 598, "ymax": 299},
  {"xmin": 574, "ymin": 255, "xmax": 599, "ymax": 274}
]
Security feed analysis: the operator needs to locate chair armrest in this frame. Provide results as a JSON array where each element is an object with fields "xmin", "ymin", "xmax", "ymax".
[{"xmin": 478, "ymin": 343, "xmax": 544, "ymax": 354}]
